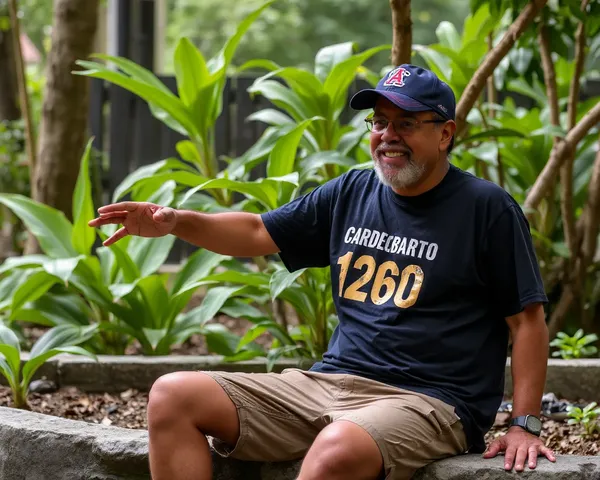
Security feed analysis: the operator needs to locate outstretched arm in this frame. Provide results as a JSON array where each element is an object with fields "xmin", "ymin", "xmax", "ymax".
[{"xmin": 88, "ymin": 202, "xmax": 279, "ymax": 257}]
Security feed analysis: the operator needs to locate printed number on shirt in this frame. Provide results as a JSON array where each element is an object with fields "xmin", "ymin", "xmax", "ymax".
[{"xmin": 337, "ymin": 252, "xmax": 423, "ymax": 308}]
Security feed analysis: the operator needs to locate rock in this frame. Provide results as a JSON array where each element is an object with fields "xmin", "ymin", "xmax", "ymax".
[
  {"xmin": 0, "ymin": 407, "xmax": 599, "ymax": 479},
  {"xmin": 29, "ymin": 379, "xmax": 57, "ymax": 394}
]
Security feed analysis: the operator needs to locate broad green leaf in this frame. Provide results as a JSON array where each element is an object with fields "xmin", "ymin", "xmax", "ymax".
[
  {"xmin": 179, "ymin": 175, "xmax": 299, "ymax": 211},
  {"xmin": 237, "ymin": 59, "xmax": 281, "ymax": 73},
  {"xmin": 268, "ymin": 117, "xmax": 323, "ymax": 177},
  {"xmin": 200, "ymin": 270, "xmax": 270, "ymax": 288},
  {"xmin": 324, "ymin": 45, "xmax": 390, "ymax": 118},
  {"xmin": 174, "ymin": 37, "xmax": 210, "ymax": 108},
  {"xmin": 75, "ymin": 61, "xmax": 199, "ymax": 137},
  {"xmin": 176, "ymin": 140, "xmax": 203, "ymax": 167},
  {"xmin": 142, "ymin": 328, "xmax": 169, "ymax": 350},
  {"xmin": 0, "ymin": 270, "xmax": 30, "ymax": 311},
  {"xmin": 0, "ymin": 255, "xmax": 47, "ymax": 275},
  {"xmin": 236, "ymin": 323, "xmax": 271, "ymax": 350},
  {"xmin": 134, "ymin": 275, "xmax": 170, "ymax": 329},
  {"xmin": 16, "ymin": 292, "xmax": 92, "ymax": 327},
  {"xmin": 531, "ymin": 125, "xmax": 567, "ymax": 138},
  {"xmin": 248, "ymin": 80, "xmax": 313, "ymax": 122},
  {"xmin": 203, "ymin": 323, "xmax": 241, "ymax": 356},
  {"xmin": 266, "ymin": 345, "xmax": 305, "ymax": 372},
  {"xmin": 270, "ymin": 268, "xmax": 307, "ymax": 300},
  {"xmin": 127, "ymin": 236, "xmax": 176, "ymax": 277},
  {"xmin": 300, "ymin": 151, "xmax": 355, "ymax": 176},
  {"xmin": 0, "ymin": 357, "xmax": 18, "ymax": 392},
  {"xmin": 507, "ymin": 78, "xmax": 546, "ymax": 107},
  {"xmin": 42, "ymin": 256, "xmax": 86, "ymax": 283},
  {"xmin": 171, "ymin": 249, "xmax": 230, "ymax": 296},
  {"xmin": 0, "ymin": 194, "xmax": 76, "ymax": 258},
  {"xmin": 11, "ymin": 270, "xmax": 60, "ymax": 314},
  {"xmin": 30, "ymin": 324, "xmax": 98, "ymax": 358},
  {"xmin": 508, "ymin": 48, "xmax": 533, "ymax": 76},
  {"xmin": 22, "ymin": 346, "xmax": 97, "ymax": 388},
  {"xmin": 436, "ymin": 21, "xmax": 461, "ymax": 50},
  {"xmin": 71, "ymin": 138, "xmax": 96, "ymax": 255},
  {"xmin": 455, "ymin": 128, "xmax": 526, "ymax": 146},
  {"xmin": 207, "ymin": 0, "xmax": 276, "ymax": 75},
  {"xmin": 253, "ymin": 68, "xmax": 325, "ymax": 112},
  {"xmin": 223, "ymin": 349, "xmax": 266, "ymax": 362},
  {"xmin": 412, "ymin": 45, "xmax": 451, "ymax": 85},
  {"xmin": 0, "ymin": 324, "xmax": 21, "ymax": 374},
  {"xmin": 112, "ymin": 159, "xmax": 173, "ymax": 202},
  {"xmin": 315, "ymin": 42, "xmax": 356, "ymax": 84},
  {"xmin": 246, "ymin": 109, "xmax": 294, "ymax": 126},
  {"xmin": 91, "ymin": 54, "xmax": 174, "ymax": 95},
  {"xmin": 99, "ymin": 243, "xmax": 140, "ymax": 284},
  {"xmin": 220, "ymin": 299, "xmax": 268, "ymax": 321},
  {"xmin": 463, "ymin": 3, "xmax": 495, "ymax": 46}
]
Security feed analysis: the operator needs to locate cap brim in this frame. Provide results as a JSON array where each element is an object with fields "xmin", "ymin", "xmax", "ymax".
[{"xmin": 350, "ymin": 90, "xmax": 431, "ymax": 112}]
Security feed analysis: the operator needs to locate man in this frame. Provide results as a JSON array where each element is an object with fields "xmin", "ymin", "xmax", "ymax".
[{"xmin": 89, "ymin": 64, "xmax": 555, "ymax": 480}]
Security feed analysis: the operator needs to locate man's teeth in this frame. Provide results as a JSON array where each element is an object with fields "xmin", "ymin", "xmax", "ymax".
[{"xmin": 383, "ymin": 151, "xmax": 406, "ymax": 157}]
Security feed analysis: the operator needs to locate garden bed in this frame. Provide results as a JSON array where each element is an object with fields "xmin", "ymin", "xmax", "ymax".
[{"xmin": 0, "ymin": 385, "xmax": 597, "ymax": 456}]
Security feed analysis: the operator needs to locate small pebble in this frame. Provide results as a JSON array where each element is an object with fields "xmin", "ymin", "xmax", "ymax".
[{"xmin": 29, "ymin": 380, "xmax": 57, "ymax": 394}]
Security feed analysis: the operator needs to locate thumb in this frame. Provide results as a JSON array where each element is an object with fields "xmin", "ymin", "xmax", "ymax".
[
  {"xmin": 153, "ymin": 207, "xmax": 176, "ymax": 223},
  {"xmin": 483, "ymin": 440, "xmax": 503, "ymax": 458}
]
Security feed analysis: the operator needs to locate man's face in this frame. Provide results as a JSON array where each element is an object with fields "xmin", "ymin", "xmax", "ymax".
[{"xmin": 369, "ymin": 97, "xmax": 451, "ymax": 192}]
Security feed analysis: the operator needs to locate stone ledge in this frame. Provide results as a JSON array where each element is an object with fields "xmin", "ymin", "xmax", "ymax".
[
  {"xmin": 0, "ymin": 407, "xmax": 598, "ymax": 480},
  {"xmin": 2, "ymin": 355, "xmax": 600, "ymax": 399}
]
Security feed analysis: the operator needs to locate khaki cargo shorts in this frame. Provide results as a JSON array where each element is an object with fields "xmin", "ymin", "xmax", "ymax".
[{"xmin": 202, "ymin": 368, "xmax": 468, "ymax": 480}]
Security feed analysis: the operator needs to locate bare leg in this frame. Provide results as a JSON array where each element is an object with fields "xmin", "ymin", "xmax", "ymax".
[{"xmin": 147, "ymin": 372, "xmax": 240, "ymax": 480}]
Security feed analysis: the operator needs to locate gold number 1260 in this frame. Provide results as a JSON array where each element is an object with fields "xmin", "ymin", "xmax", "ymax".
[{"xmin": 337, "ymin": 252, "xmax": 423, "ymax": 308}]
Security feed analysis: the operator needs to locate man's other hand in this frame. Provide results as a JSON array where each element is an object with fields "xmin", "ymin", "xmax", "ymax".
[
  {"xmin": 88, "ymin": 202, "xmax": 178, "ymax": 246},
  {"xmin": 483, "ymin": 427, "xmax": 556, "ymax": 471}
]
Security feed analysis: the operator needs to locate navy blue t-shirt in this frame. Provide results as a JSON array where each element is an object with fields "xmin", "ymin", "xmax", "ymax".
[{"xmin": 260, "ymin": 165, "xmax": 547, "ymax": 452}]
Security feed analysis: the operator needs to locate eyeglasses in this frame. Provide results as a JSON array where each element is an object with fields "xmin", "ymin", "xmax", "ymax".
[{"xmin": 365, "ymin": 116, "xmax": 447, "ymax": 135}]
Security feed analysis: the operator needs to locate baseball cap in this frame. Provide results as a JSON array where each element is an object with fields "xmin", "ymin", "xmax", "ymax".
[{"xmin": 350, "ymin": 64, "xmax": 456, "ymax": 120}]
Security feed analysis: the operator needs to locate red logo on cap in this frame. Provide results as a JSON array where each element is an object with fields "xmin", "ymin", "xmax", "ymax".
[{"xmin": 383, "ymin": 67, "xmax": 411, "ymax": 87}]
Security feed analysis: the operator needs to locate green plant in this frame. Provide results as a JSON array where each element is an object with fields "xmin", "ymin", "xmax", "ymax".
[
  {"xmin": 74, "ymin": 0, "xmax": 276, "ymax": 208},
  {"xmin": 0, "ymin": 322, "xmax": 97, "ymax": 408},
  {"xmin": 550, "ymin": 329, "xmax": 598, "ymax": 359},
  {"xmin": 567, "ymin": 401, "xmax": 600, "ymax": 436},
  {"xmin": 0, "ymin": 140, "xmax": 247, "ymax": 356}
]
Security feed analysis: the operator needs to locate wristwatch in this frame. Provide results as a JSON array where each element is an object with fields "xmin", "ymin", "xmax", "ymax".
[{"xmin": 510, "ymin": 415, "xmax": 542, "ymax": 436}]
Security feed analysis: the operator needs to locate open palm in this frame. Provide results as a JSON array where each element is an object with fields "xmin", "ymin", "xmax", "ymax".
[{"xmin": 88, "ymin": 201, "xmax": 177, "ymax": 246}]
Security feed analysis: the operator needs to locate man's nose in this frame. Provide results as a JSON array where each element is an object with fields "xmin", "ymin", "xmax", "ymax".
[{"xmin": 381, "ymin": 121, "xmax": 401, "ymax": 143}]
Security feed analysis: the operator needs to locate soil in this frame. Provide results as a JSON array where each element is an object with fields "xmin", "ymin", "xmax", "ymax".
[{"xmin": 0, "ymin": 386, "xmax": 597, "ymax": 456}]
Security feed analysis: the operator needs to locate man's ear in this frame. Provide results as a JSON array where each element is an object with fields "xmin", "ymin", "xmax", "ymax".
[{"xmin": 440, "ymin": 120, "xmax": 456, "ymax": 152}]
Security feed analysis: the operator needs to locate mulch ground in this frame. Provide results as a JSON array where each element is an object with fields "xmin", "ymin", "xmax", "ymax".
[{"xmin": 0, "ymin": 385, "xmax": 597, "ymax": 456}]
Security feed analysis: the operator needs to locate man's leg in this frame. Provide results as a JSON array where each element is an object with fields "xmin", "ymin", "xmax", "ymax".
[
  {"xmin": 297, "ymin": 420, "xmax": 384, "ymax": 480},
  {"xmin": 147, "ymin": 372, "xmax": 240, "ymax": 480}
]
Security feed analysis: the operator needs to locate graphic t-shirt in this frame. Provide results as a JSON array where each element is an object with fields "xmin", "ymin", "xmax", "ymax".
[{"xmin": 260, "ymin": 165, "xmax": 547, "ymax": 452}]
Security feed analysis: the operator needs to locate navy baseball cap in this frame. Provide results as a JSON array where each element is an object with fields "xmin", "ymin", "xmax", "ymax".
[{"xmin": 350, "ymin": 64, "xmax": 456, "ymax": 120}]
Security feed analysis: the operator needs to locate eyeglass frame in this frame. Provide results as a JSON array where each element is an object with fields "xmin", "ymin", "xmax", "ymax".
[{"xmin": 364, "ymin": 114, "xmax": 448, "ymax": 135}]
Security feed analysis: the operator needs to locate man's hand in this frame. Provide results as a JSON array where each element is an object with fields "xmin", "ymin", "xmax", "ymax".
[
  {"xmin": 483, "ymin": 427, "xmax": 556, "ymax": 471},
  {"xmin": 88, "ymin": 202, "xmax": 177, "ymax": 246}
]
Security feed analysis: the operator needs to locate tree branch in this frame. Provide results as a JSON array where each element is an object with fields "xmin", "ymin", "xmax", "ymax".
[
  {"xmin": 524, "ymin": 101, "xmax": 600, "ymax": 213},
  {"xmin": 7, "ymin": 0, "xmax": 36, "ymax": 189},
  {"xmin": 487, "ymin": 32, "xmax": 505, "ymax": 189},
  {"xmin": 389, "ymin": 0, "xmax": 412, "ymax": 66},
  {"xmin": 581, "ymin": 138, "xmax": 600, "ymax": 269},
  {"xmin": 455, "ymin": 0, "xmax": 547, "ymax": 136}
]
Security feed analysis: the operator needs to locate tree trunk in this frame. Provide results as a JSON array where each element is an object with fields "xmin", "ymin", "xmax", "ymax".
[
  {"xmin": 389, "ymin": 0, "xmax": 412, "ymax": 66},
  {"xmin": 0, "ymin": 25, "xmax": 20, "ymax": 122},
  {"xmin": 32, "ymin": 0, "xmax": 98, "ymax": 221}
]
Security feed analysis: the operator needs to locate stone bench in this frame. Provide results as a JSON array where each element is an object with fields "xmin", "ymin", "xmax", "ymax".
[{"xmin": 0, "ymin": 407, "xmax": 598, "ymax": 480}]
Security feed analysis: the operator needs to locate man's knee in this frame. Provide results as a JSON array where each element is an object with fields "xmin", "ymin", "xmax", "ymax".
[
  {"xmin": 299, "ymin": 421, "xmax": 383, "ymax": 480},
  {"xmin": 147, "ymin": 372, "xmax": 237, "ymax": 435}
]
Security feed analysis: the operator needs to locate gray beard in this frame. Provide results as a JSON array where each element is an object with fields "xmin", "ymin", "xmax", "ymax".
[{"xmin": 373, "ymin": 156, "xmax": 426, "ymax": 190}]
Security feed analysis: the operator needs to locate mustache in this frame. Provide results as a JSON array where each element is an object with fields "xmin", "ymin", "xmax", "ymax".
[{"xmin": 375, "ymin": 143, "xmax": 412, "ymax": 155}]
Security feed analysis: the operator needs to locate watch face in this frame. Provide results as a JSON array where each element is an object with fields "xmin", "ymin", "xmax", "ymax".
[{"xmin": 526, "ymin": 416, "xmax": 542, "ymax": 433}]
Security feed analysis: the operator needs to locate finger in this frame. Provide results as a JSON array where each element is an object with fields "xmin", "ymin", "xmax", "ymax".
[
  {"xmin": 483, "ymin": 441, "xmax": 502, "ymax": 458},
  {"xmin": 540, "ymin": 446, "xmax": 556, "ymax": 462},
  {"xmin": 103, "ymin": 226, "xmax": 128, "ymax": 246},
  {"xmin": 98, "ymin": 211, "xmax": 129, "ymax": 218},
  {"xmin": 88, "ymin": 216, "xmax": 126, "ymax": 228},
  {"xmin": 97, "ymin": 202, "xmax": 139, "ymax": 214},
  {"xmin": 514, "ymin": 445, "xmax": 529, "ymax": 472},
  {"xmin": 528, "ymin": 446, "xmax": 538, "ymax": 469},
  {"xmin": 504, "ymin": 445, "xmax": 517, "ymax": 471}
]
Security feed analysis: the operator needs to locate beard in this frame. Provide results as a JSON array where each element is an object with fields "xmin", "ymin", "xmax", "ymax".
[{"xmin": 372, "ymin": 147, "xmax": 426, "ymax": 190}]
